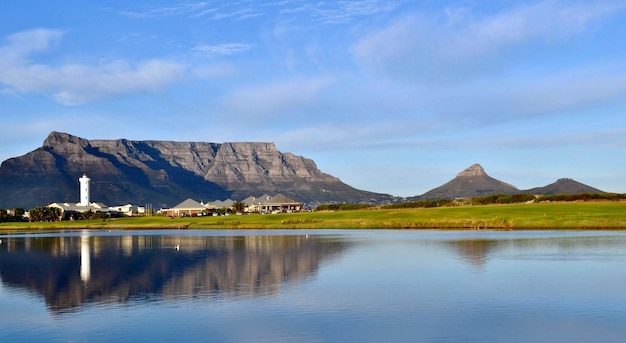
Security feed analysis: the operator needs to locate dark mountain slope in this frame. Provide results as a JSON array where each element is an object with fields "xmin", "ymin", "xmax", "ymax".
[
  {"xmin": 419, "ymin": 164, "xmax": 520, "ymax": 200},
  {"xmin": 524, "ymin": 178, "xmax": 604, "ymax": 195},
  {"xmin": 0, "ymin": 132, "xmax": 391, "ymax": 209}
]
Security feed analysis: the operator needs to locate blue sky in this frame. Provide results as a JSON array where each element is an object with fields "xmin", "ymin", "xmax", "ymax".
[{"xmin": 1, "ymin": 0, "xmax": 626, "ymax": 196}]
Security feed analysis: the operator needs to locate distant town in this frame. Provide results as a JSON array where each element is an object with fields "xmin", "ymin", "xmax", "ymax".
[{"xmin": 1, "ymin": 173, "xmax": 305, "ymax": 223}]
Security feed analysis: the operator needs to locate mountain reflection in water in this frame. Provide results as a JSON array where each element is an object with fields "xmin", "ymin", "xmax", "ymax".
[
  {"xmin": 0, "ymin": 233, "xmax": 347, "ymax": 313},
  {"xmin": 444, "ymin": 233, "xmax": 626, "ymax": 268},
  {"xmin": 3, "ymin": 230, "xmax": 626, "ymax": 343}
]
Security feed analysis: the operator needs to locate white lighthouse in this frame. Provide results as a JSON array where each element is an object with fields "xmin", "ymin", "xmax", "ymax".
[{"xmin": 79, "ymin": 173, "xmax": 91, "ymax": 206}]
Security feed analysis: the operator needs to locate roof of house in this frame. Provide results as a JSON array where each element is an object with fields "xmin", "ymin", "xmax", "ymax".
[
  {"xmin": 241, "ymin": 196, "xmax": 258, "ymax": 205},
  {"xmin": 266, "ymin": 194, "xmax": 299, "ymax": 204},
  {"xmin": 172, "ymin": 198, "xmax": 206, "ymax": 210},
  {"xmin": 212, "ymin": 199, "xmax": 234, "ymax": 208},
  {"xmin": 193, "ymin": 194, "xmax": 301, "ymax": 209},
  {"xmin": 48, "ymin": 203, "xmax": 111, "ymax": 212}
]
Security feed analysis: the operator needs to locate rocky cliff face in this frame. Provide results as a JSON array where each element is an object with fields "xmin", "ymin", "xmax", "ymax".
[
  {"xmin": 456, "ymin": 164, "xmax": 487, "ymax": 177},
  {"xmin": 0, "ymin": 132, "xmax": 390, "ymax": 208}
]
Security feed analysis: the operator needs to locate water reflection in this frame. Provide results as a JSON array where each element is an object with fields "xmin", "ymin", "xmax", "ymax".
[
  {"xmin": 444, "ymin": 239, "xmax": 500, "ymax": 267},
  {"xmin": 3, "ymin": 230, "xmax": 626, "ymax": 342},
  {"xmin": 80, "ymin": 234, "xmax": 90, "ymax": 283},
  {"xmin": 444, "ymin": 232, "xmax": 626, "ymax": 268},
  {"xmin": 0, "ymin": 233, "xmax": 347, "ymax": 313}
]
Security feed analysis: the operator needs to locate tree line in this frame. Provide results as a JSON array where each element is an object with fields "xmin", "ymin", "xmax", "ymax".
[
  {"xmin": 385, "ymin": 193, "xmax": 626, "ymax": 209},
  {"xmin": 0, "ymin": 206, "xmax": 125, "ymax": 223},
  {"xmin": 315, "ymin": 192, "xmax": 626, "ymax": 211},
  {"xmin": 314, "ymin": 203, "xmax": 372, "ymax": 211},
  {"xmin": 0, "ymin": 208, "xmax": 27, "ymax": 223},
  {"xmin": 28, "ymin": 206, "xmax": 62, "ymax": 222}
]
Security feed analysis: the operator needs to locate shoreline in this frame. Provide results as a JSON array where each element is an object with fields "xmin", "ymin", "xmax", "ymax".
[{"xmin": 2, "ymin": 201, "xmax": 625, "ymax": 231}]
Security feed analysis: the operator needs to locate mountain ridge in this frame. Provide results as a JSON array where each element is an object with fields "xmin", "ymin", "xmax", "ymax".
[
  {"xmin": 416, "ymin": 164, "xmax": 604, "ymax": 200},
  {"xmin": 523, "ymin": 178, "xmax": 604, "ymax": 195},
  {"xmin": 419, "ymin": 163, "xmax": 520, "ymax": 200},
  {"xmin": 0, "ymin": 134, "xmax": 610, "ymax": 209},
  {"xmin": 0, "ymin": 132, "xmax": 391, "ymax": 209}
]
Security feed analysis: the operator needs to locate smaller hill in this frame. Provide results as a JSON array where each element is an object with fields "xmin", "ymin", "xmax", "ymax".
[
  {"xmin": 419, "ymin": 164, "xmax": 519, "ymax": 200},
  {"xmin": 524, "ymin": 178, "xmax": 604, "ymax": 195}
]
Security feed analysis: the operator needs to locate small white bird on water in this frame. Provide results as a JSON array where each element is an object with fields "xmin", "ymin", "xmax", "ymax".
[{"xmin": 175, "ymin": 244, "xmax": 180, "ymax": 251}]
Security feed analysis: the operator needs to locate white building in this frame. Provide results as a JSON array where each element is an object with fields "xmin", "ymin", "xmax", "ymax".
[
  {"xmin": 110, "ymin": 204, "xmax": 145, "ymax": 216},
  {"xmin": 79, "ymin": 173, "xmax": 91, "ymax": 206},
  {"xmin": 47, "ymin": 173, "xmax": 145, "ymax": 220}
]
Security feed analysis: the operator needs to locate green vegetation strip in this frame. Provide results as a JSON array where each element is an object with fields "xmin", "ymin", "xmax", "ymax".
[{"xmin": 1, "ymin": 202, "xmax": 625, "ymax": 230}]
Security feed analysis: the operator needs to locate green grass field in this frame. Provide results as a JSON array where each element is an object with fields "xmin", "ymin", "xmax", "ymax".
[{"xmin": 2, "ymin": 201, "xmax": 625, "ymax": 231}]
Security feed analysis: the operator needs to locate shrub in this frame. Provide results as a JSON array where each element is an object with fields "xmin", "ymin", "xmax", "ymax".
[{"xmin": 315, "ymin": 203, "xmax": 372, "ymax": 211}]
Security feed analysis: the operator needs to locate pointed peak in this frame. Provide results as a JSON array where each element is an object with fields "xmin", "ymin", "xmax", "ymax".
[{"xmin": 457, "ymin": 164, "xmax": 487, "ymax": 177}]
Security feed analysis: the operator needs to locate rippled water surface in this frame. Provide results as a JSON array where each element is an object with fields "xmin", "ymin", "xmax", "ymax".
[{"xmin": 2, "ymin": 229, "xmax": 626, "ymax": 342}]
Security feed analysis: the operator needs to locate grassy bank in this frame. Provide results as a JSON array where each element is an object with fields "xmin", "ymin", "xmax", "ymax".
[{"xmin": 1, "ymin": 201, "xmax": 625, "ymax": 231}]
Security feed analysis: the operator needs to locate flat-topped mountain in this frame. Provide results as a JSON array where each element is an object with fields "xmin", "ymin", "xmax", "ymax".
[
  {"xmin": 0, "ymin": 132, "xmax": 392, "ymax": 209},
  {"xmin": 419, "ymin": 164, "xmax": 520, "ymax": 200}
]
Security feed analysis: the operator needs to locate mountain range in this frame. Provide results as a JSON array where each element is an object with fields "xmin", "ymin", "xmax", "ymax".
[
  {"xmin": 0, "ymin": 132, "xmax": 391, "ymax": 209},
  {"xmin": 0, "ymin": 133, "xmax": 607, "ymax": 210},
  {"xmin": 415, "ymin": 164, "xmax": 604, "ymax": 200}
]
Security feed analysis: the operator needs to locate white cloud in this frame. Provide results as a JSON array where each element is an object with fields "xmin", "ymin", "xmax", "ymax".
[
  {"xmin": 120, "ymin": 0, "xmax": 400, "ymax": 24},
  {"xmin": 490, "ymin": 128, "xmax": 626, "ymax": 150},
  {"xmin": 122, "ymin": 2, "xmax": 263, "ymax": 21},
  {"xmin": 504, "ymin": 67, "xmax": 626, "ymax": 114},
  {"xmin": 218, "ymin": 76, "xmax": 335, "ymax": 120},
  {"xmin": 3, "ymin": 28, "xmax": 65, "ymax": 59},
  {"xmin": 312, "ymin": 0, "xmax": 400, "ymax": 24},
  {"xmin": 120, "ymin": 2, "xmax": 210, "ymax": 18},
  {"xmin": 207, "ymin": 7, "xmax": 261, "ymax": 20},
  {"xmin": 345, "ymin": 0, "xmax": 626, "ymax": 133},
  {"xmin": 353, "ymin": 1, "xmax": 626, "ymax": 83},
  {"xmin": 0, "ymin": 29, "xmax": 187, "ymax": 105},
  {"xmin": 193, "ymin": 43, "xmax": 253, "ymax": 56}
]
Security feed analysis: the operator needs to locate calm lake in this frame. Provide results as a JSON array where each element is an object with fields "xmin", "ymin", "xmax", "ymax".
[{"xmin": 1, "ymin": 229, "xmax": 626, "ymax": 342}]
